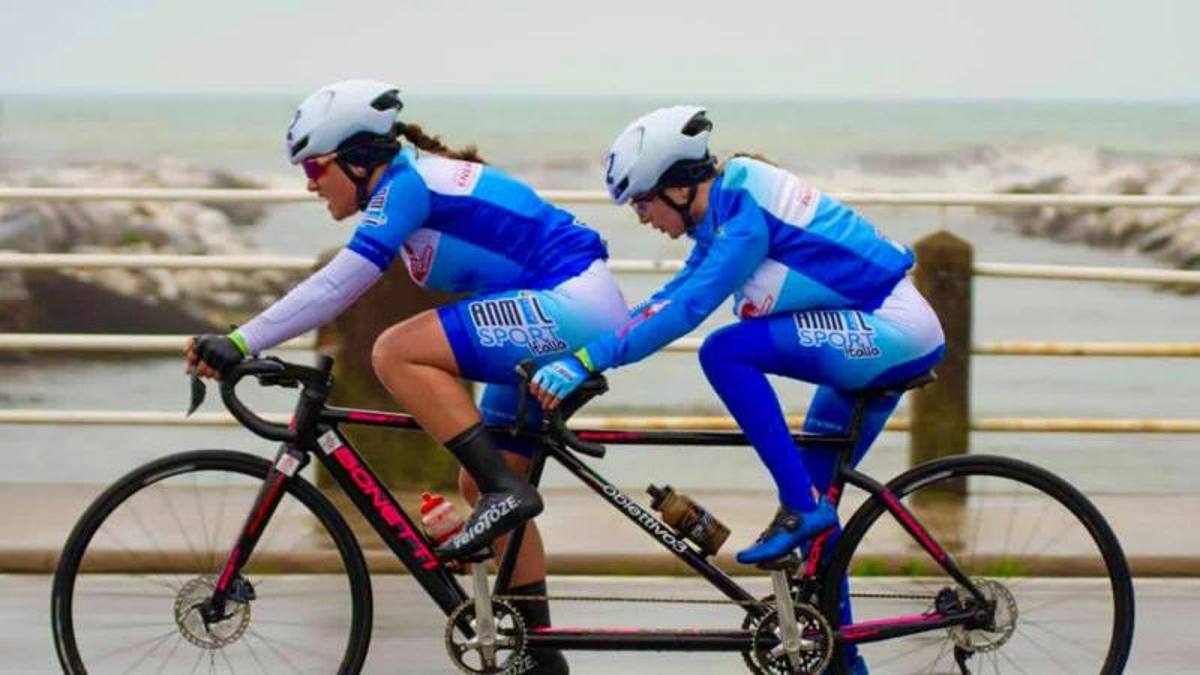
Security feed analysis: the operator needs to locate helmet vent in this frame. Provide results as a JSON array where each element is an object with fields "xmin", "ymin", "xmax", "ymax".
[
  {"xmin": 370, "ymin": 89, "xmax": 404, "ymax": 112},
  {"xmin": 680, "ymin": 112, "xmax": 712, "ymax": 137},
  {"xmin": 289, "ymin": 136, "xmax": 309, "ymax": 157}
]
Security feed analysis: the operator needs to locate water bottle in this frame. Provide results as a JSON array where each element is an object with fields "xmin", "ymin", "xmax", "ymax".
[
  {"xmin": 419, "ymin": 491, "xmax": 464, "ymax": 546},
  {"xmin": 647, "ymin": 484, "xmax": 731, "ymax": 557}
]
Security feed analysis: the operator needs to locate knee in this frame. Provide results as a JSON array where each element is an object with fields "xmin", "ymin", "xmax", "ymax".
[
  {"xmin": 698, "ymin": 327, "xmax": 738, "ymax": 376},
  {"xmin": 371, "ymin": 321, "xmax": 416, "ymax": 377}
]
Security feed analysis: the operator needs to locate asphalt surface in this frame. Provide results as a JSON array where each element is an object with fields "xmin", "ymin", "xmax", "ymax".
[{"xmin": 10, "ymin": 575, "xmax": 1197, "ymax": 673}]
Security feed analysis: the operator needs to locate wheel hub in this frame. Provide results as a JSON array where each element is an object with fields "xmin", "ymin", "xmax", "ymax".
[
  {"xmin": 949, "ymin": 579, "xmax": 1018, "ymax": 652},
  {"xmin": 174, "ymin": 576, "xmax": 251, "ymax": 650}
]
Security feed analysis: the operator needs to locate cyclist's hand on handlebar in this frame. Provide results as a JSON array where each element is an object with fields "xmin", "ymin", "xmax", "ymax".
[
  {"xmin": 530, "ymin": 355, "xmax": 590, "ymax": 410},
  {"xmin": 186, "ymin": 334, "xmax": 245, "ymax": 380}
]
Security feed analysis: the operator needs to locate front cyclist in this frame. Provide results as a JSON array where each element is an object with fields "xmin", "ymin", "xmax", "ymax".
[
  {"xmin": 530, "ymin": 106, "xmax": 945, "ymax": 674},
  {"xmin": 188, "ymin": 80, "xmax": 627, "ymax": 674}
]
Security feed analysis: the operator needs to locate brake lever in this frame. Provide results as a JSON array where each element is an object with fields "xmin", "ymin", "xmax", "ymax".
[{"xmin": 186, "ymin": 371, "xmax": 207, "ymax": 417}]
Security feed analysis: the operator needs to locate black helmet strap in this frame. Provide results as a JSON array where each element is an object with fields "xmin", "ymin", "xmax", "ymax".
[{"xmin": 659, "ymin": 184, "xmax": 701, "ymax": 233}]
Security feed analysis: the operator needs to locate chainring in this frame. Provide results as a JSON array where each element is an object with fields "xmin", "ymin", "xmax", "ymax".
[{"xmin": 445, "ymin": 598, "xmax": 528, "ymax": 674}]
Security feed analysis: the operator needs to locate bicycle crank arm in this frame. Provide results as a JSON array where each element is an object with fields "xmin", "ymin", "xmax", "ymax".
[{"xmin": 471, "ymin": 562, "xmax": 498, "ymax": 667}]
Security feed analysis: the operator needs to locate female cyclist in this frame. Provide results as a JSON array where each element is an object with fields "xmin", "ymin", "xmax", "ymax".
[
  {"xmin": 188, "ymin": 79, "xmax": 627, "ymax": 674},
  {"xmin": 530, "ymin": 105, "xmax": 945, "ymax": 674}
]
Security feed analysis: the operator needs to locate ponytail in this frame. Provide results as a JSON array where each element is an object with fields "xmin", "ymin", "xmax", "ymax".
[
  {"xmin": 397, "ymin": 122, "xmax": 487, "ymax": 164},
  {"xmin": 717, "ymin": 152, "xmax": 778, "ymax": 173}
]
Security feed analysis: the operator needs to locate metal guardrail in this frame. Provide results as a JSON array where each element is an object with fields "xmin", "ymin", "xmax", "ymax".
[
  {"xmin": 2, "ymin": 188, "xmax": 1197, "ymax": 434},
  {"xmin": 4, "ymin": 334, "xmax": 1200, "ymax": 358},
  {"xmin": 3, "ymin": 187, "xmax": 1200, "ymax": 208},
  {"xmin": 4, "ymin": 253, "xmax": 1200, "ymax": 286},
  {"xmin": 1, "ymin": 410, "xmax": 1197, "ymax": 434}
]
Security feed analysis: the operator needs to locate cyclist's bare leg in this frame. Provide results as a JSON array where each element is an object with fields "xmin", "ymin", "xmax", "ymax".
[
  {"xmin": 373, "ymin": 310, "xmax": 544, "ymax": 560},
  {"xmin": 371, "ymin": 310, "xmax": 478, "ymax": 440},
  {"xmin": 458, "ymin": 457, "xmax": 546, "ymax": 588}
]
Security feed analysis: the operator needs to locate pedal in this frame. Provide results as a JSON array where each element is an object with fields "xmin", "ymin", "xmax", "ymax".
[
  {"xmin": 458, "ymin": 544, "xmax": 496, "ymax": 565},
  {"xmin": 755, "ymin": 551, "xmax": 802, "ymax": 573}
]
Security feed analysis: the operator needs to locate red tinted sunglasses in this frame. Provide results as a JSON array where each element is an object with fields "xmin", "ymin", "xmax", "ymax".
[{"xmin": 301, "ymin": 157, "xmax": 332, "ymax": 180}]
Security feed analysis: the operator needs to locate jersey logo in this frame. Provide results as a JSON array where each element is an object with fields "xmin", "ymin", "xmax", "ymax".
[
  {"xmin": 453, "ymin": 162, "xmax": 480, "ymax": 190},
  {"xmin": 361, "ymin": 184, "xmax": 390, "ymax": 227},
  {"xmin": 617, "ymin": 300, "xmax": 670, "ymax": 338},
  {"xmin": 794, "ymin": 310, "xmax": 881, "ymax": 359},
  {"xmin": 400, "ymin": 229, "xmax": 440, "ymax": 286},
  {"xmin": 402, "ymin": 242, "xmax": 434, "ymax": 285},
  {"xmin": 737, "ymin": 294, "xmax": 774, "ymax": 319},
  {"xmin": 468, "ymin": 293, "xmax": 567, "ymax": 356}
]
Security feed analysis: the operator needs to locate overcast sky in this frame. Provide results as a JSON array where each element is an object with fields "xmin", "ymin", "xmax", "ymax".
[{"xmin": 2, "ymin": 0, "xmax": 1197, "ymax": 99}]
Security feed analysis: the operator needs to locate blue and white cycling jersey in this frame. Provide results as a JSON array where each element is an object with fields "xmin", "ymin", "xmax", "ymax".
[
  {"xmin": 234, "ymin": 148, "xmax": 611, "ymax": 357},
  {"xmin": 349, "ymin": 148, "xmax": 608, "ymax": 293},
  {"xmin": 582, "ymin": 156, "xmax": 913, "ymax": 371}
]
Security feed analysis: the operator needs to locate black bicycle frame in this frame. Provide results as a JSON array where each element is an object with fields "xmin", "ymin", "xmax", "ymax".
[{"xmin": 212, "ymin": 359, "xmax": 985, "ymax": 653}]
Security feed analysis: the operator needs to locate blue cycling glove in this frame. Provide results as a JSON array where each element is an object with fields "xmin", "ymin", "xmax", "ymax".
[{"xmin": 532, "ymin": 354, "xmax": 591, "ymax": 402}]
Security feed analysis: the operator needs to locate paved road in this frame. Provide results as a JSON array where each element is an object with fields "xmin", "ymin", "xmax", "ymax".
[{"xmin": 10, "ymin": 575, "xmax": 1195, "ymax": 673}]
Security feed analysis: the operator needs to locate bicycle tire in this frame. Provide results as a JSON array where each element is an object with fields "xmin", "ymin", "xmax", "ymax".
[
  {"xmin": 819, "ymin": 455, "xmax": 1134, "ymax": 675},
  {"xmin": 51, "ymin": 449, "xmax": 373, "ymax": 674}
]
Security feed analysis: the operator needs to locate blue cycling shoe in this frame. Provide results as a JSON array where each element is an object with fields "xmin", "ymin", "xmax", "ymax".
[{"xmin": 736, "ymin": 498, "xmax": 838, "ymax": 565}]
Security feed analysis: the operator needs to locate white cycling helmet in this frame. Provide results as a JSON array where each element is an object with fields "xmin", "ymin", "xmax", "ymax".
[
  {"xmin": 286, "ymin": 79, "xmax": 404, "ymax": 164},
  {"xmin": 604, "ymin": 105, "xmax": 715, "ymax": 205}
]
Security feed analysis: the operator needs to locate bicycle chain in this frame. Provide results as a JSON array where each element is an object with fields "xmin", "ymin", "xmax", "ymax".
[{"xmin": 496, "ymin": 591, "xmax": 937, "ymax": 606}]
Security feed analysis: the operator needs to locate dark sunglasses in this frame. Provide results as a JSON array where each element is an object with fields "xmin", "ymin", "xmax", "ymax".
[
  {"xmin": 301, "ymin": 156, "xmax": 332, "ymax": 180},
  {"xmin": 631, "ymin": 191, "xmax": 658, "ymax": 211}
]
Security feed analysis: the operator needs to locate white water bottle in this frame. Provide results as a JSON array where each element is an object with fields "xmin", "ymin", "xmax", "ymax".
[{"xmin": 419, "ymin": 491, "xmax": 464, "ymax": 546}]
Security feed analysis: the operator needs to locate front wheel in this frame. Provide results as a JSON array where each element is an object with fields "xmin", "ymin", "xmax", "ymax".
[
  {"xmin": 819, "ymin": 455, "xmax": 1134, "ymax": 675},
  {"xmin": 51, "ymin": 449, "xmax": 373, "ymax": 674}
]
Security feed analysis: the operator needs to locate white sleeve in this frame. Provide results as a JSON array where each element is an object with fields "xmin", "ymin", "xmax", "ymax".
[{"xmin": 237, "ymin": 248, "xmax": 383, "ymax": 354}]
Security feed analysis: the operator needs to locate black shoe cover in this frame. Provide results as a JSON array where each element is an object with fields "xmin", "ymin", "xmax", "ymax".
[{"xmin": 436, "ymin": 487, "xmax": 543, "ymax": 560}]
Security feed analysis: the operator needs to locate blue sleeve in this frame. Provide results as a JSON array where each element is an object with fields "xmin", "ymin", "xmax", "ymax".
[
  {"xmin": 627, "ymin": 245, "xmax": 706, "ymax": 317},
  {"xmin": 346, "ymin": 166, "xmax": 431, "ymax": 271},
  {"xmin": 582, "ymin": 201, "xmax": 770, "ymax": 370}
]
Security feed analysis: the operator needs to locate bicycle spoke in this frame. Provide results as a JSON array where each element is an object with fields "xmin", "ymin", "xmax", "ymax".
[
  {"xmin": 155, "ymin": 634, "xmax": 188, "ymax": 674},
  {"xmin": 825, "ymin": 458, "xmax": 1131, "ymax": 674},
  {"xmin": 88, "ymin": 627, "xmax": 180, "ymax": 665},
  {"xmin": 244, "ymin": 628, "xmax": 320, "ymax": 674},
  {"xmin": 55, "ymin": 454, "xmax": 368, "ymax": 674}
]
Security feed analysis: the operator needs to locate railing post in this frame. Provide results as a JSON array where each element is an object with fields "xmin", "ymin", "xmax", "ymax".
[
  {"xmin": 314, "ymin": 251, "xmax": 463, "ymax": 490},
  {"xmin": 910, "ymin": 231, "xmax": 972, "ymax": 496}
]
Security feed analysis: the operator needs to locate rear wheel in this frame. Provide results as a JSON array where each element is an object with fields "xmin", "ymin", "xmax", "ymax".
[
  {"xmin": 51, "ymin": 450, "xmax": 373, "ymax": 674},
  {"xmin": 819, "ymin": 455, "xmax": 1134, "ymax": 674}
]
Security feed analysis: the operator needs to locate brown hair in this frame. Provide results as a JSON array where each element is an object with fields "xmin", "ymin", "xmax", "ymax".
[
  {"xmin": 398, "ymin": 122, "xmax": 487, "ymax": 164},
  {"xmin": 717, "ymin": 152, "xmax": 778, "ymax": 173}
]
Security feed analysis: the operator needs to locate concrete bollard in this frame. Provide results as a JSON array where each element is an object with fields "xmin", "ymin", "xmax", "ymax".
[
  {"xmin": 910, "ymin": 231, "xmax": 972, "ymax": 497},
  {"xmin": 314, "ymin": 250, "xmax": 464, "ymax": 490}
]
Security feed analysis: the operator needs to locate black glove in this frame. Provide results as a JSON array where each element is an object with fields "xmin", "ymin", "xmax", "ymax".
[{"xmin": 193, "ymin": 334, "xmax": 245, "ymax": 374}]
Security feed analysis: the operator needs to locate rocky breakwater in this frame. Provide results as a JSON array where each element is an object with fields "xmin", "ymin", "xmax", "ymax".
[
  {"xmin": 0, "ymin": 160, "xmax": 303, "ymax": 336},
  {"xmin": 991, "ymin": 149, "xmax": 1200, "ymax": 276}
]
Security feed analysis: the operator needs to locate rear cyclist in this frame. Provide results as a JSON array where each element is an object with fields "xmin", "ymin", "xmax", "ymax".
[
  {"xmin": 530, "ymin": 105, "xmax": 945, "ymax": 674},
  {"xmin": 187, "ymin": 80, "xmax": 627, "ymax": 674}
]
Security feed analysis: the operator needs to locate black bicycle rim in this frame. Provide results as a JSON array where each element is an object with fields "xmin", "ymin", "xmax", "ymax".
[
  {"xmin": 51, "ymin": 450, "xmax": 373, "ymax": 674},
  {"xmin": 820, "ymin": 455, "xmax": 1134, "ymax": 675}
]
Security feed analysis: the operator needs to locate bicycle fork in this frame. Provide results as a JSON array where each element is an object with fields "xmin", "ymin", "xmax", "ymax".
[{"xmin": 205, "ymin": 444, "xmax": 306, "ymax": 623}]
